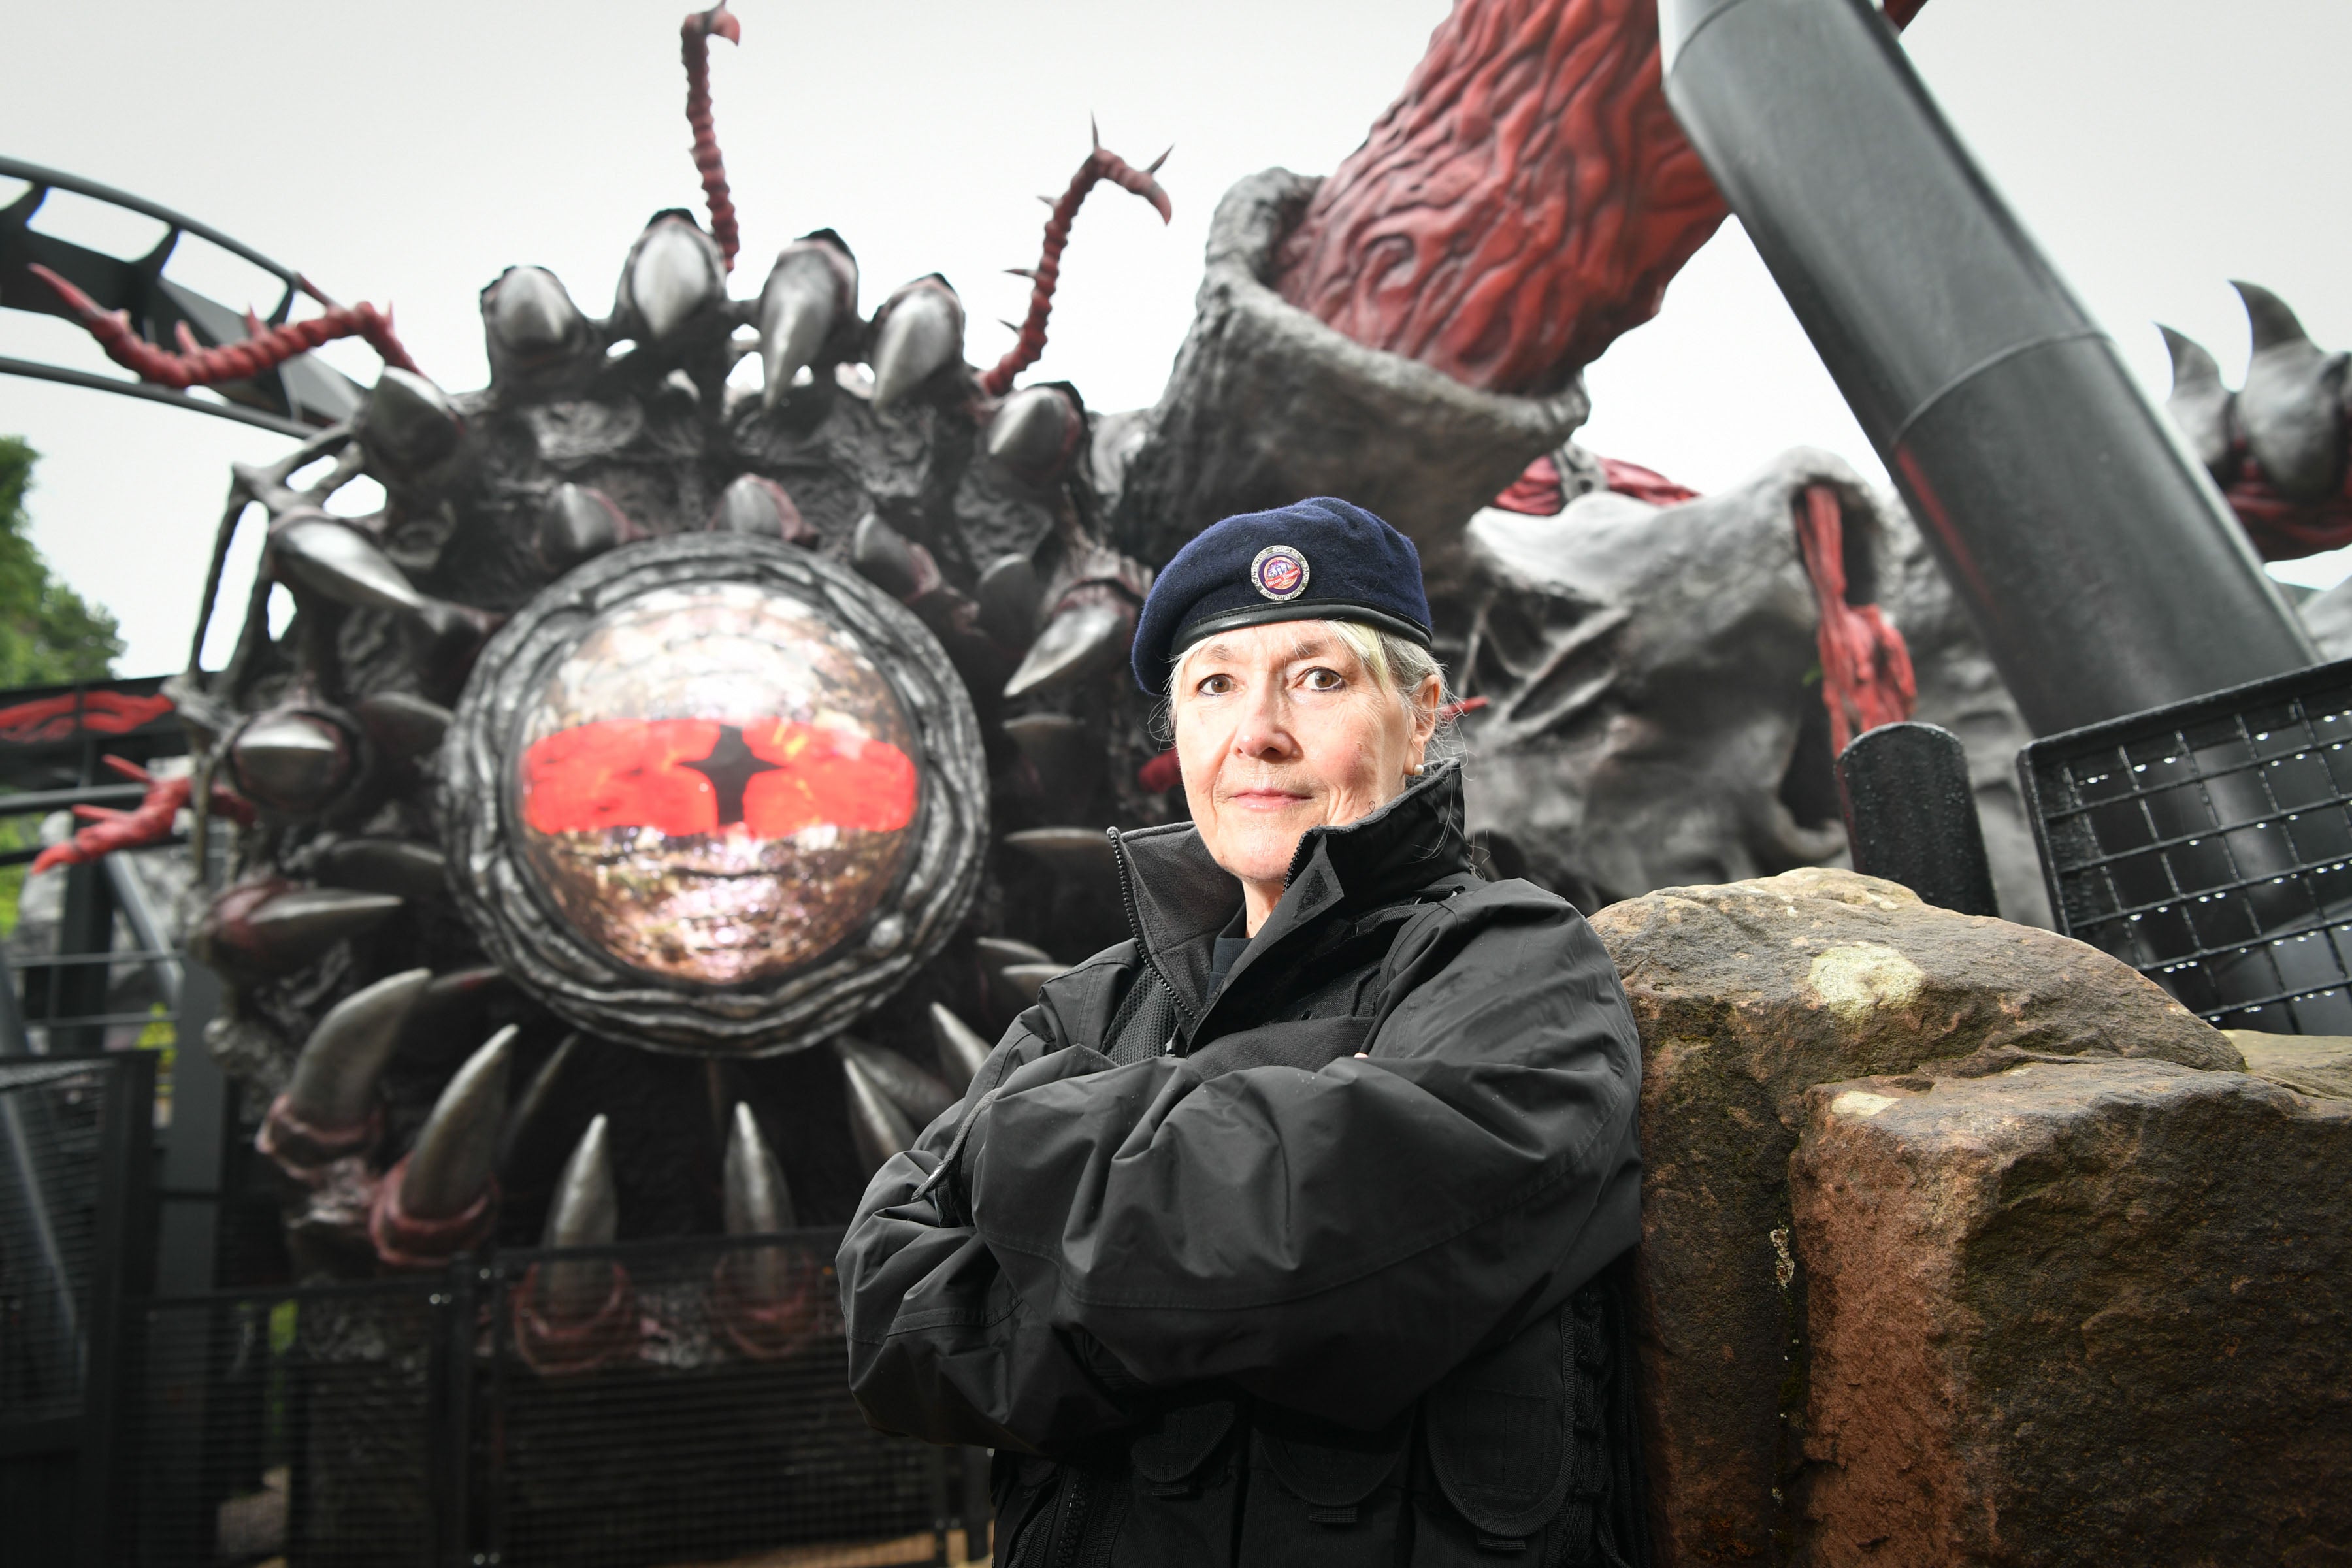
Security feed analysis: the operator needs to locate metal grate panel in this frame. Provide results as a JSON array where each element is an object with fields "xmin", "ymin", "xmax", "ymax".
[
  {"xmin": 485, "ymin": 1231, "xmax": 945, "ymax": 1568},
  {"xmin": 0, "ymin": 1059, "xmax": 112, "ymax": 1427},
  {"xmin": 112, "ymin": 1280, "xmax": 450, "ymax": 1568},
  {"xmin": 2019, "ymin": 655, "xmax": 2352, "ymax": 1033}
]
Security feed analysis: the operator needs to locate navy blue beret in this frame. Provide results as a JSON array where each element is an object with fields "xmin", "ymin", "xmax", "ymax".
[{"xmin": 1131, "ymin": 497, "xmax": 1431, "ymax": 694}]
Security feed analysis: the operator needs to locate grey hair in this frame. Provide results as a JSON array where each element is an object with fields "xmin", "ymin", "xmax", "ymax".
[{"xmin": 1156, "ymin": 619, "xmax": 1463, "ymax": 760}]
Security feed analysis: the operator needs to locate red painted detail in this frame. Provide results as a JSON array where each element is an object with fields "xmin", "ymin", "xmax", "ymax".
[
  {"xmin": 30, "ymin": 753, "xmax": 255, "ymax": 875},
  {"xmin": 521, "ymin": 719, "xmax": 917, "ymax": 838},
  {"xmin": 2224, "ymin": 459, "xmax": 2352, "ymax": 563},
  {"xmin": 1273, "ymin": 0, "xmax": 1925, "ymax": 395},
  {"xmin": 28, "ymin": 264, "xmax": 419, "ymax": 387},
  {"xmin": 1490, "ymin": 452, "xmax": 1701, "ymax": 515},
  {"xmin": 0, "ymin": 689, "xmax": 175, "ymax": 744},
  {"xmin": 1795, "ymin": 485, "xmax": 1916, "ymax": 756},
  {"xmin": 1137, "ymin": 747, "xmax": 1184, "ymax": 795},
  {"xmin": 1599, "ymin": 455, "xmax": 1699, "ymax": 506},
  {"xmin": 1492, "ymin": 454, "xmax": 1568, "ymax": 515},
  {"xmin": 680, "ymin": 4, "xmax": 742, "ymax": 273},
  {"xmin": 981, "ymin": 134, "xmax": 1174, "ymax": 399}
]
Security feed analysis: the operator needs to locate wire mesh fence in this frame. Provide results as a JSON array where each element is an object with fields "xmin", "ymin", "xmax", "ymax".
[
  {"xmin": 105, "ymin": 1231, "xmax": 953, "ymax": 1568},
  {"xmin": 0, "ymin": 1050, "xmax": 154, "ymax": 1565},
  {"xmin": 2019, "ymin": 655, "xmax": 2352, "ymax": 1033}
]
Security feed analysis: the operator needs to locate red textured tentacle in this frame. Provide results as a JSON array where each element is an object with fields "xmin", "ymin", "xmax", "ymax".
[
  {"xmin": 681, "ymin": 3, "xmax": 742, "ymax": 272},
  {"xmin": 980, "ymin": 135, "xmax": 1173, "ymax": 399},
  {"xmin": 1795, "ymin": 485, "xmax": 1916, "ymax": 757},
  {"xmin": 28, "ymin": 264, "xmax": 421, "ymax": 389}
]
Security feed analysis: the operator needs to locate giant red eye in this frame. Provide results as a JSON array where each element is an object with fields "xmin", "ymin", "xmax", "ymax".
[{"xmin": 520, "ymin": 719, "xmax": 915, "ymax": 838}]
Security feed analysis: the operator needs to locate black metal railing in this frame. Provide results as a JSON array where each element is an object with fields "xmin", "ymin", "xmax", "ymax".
[
  {"xmin": 108, "ymin": 1231, "xmax": 960, "ymax": 1568},
  {"xmin": 2020, "ymin": 655, "xmax": 2352, "ymax": 1032}
]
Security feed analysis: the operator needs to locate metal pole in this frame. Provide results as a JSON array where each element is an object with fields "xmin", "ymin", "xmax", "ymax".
[{"xmin": 1658, "ymin": 0, "xmax": 2317, "ymax": 734}]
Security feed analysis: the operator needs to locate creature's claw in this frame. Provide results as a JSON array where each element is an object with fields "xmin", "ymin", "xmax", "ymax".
[
  {"xmin": 868, "ymin": 277, "xmax": 965, "ymax": 412},
  {"xmin": 266, "ymin": 967, "xmax": 433, "ymax": 1163},
  {"xmin": 271, "ymin": 515, "xmax": 428, "ymax": 615},
  {"xmin": 834, "ymin": 1037, "xmax": 956, "ymax": 1128},
  {"xmin": 977, "ymin": 555, "xmax": 1043, "ymax": 645},
  {"xmin": 1002, "ymin": 592, "xmax": 1134, "ymax": 698},
  {"xmin": 193, "ymin": 881, "xmax": 402, "ymax": 984},
  {"xmin": 536, "ymin": 484, "xmax": 632, "ymax": 574},
  {"xmin": 227, "ymin": 708, "xmax": 356, "ymax": 817},
  {"xmin": 987, "ymin": 384, "xmax": 1084, "ymax": 484},
  {"xmin": 360, "ymin": 368, "xmax": 463, "ymax": 472},
  {"xmin": 393, "ymin": 1027, "xmax": 515, "ymax": 1221},
  {"xmin": 928, "ymin": 1004, "xmax": 994, "ymax": 1095},
  {"xmin": 851, "ymin": 512, "xmax": 943, "ymax": 602},
  {"xmin": 756, "ymin": 238, "xmax": 856, "ymax": 409},
  {"xmin": 2159, "ymin": 324, "xmax": 2233, "ymax": 475},
  {"xmin": 622, "ymin": 216, "xmax": 728, "ymax": 344},
  {"xmin": 710, "ymin": 474, "xmax": 815, "ymax": 544},
  {"xmin": 482, "ymin": 265, "xmax": 589, "ymax": 375},
  {"xmin": 841, "ymin": 1053, "xmax": 917, "ymax": 1176},
  {"xmin": 2233, "ymin": 280, "xmax": 2350, "ymax": 503}
]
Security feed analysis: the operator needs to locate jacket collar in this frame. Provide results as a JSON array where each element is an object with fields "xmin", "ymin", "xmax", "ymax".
[{"xmin": 1108, "ymin": 760, "xmax": 1472, "ymax": 1029}]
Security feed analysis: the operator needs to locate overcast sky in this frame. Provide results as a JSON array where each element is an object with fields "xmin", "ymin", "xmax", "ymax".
[{"xmin": 3, "ymin": 0, "xmax": 2347, "ymax": 676}]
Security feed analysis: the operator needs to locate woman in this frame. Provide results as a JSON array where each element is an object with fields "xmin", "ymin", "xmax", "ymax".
[{"xmin": 840, "ymin": 497, "xmax": 1648, "ymax": 1567}]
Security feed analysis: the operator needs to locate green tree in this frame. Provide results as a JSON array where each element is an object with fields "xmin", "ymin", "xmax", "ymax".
[{"xmin": 0, "ymin": 436, "xmax": 123, "ymax": 685}]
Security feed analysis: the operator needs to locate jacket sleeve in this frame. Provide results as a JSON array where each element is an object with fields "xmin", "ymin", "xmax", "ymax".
[
  {"xmin": 960, "ymin": 887, "xmax": 1644, "ymax": 1430},
  {"xmin": 838, "ymin": 1014, "xmax": 1143, "ymax": 1454}
]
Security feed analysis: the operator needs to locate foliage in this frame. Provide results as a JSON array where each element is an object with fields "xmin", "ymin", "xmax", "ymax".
[{"xmin": 0, "ymin": 436, "xmax": 124, "ymax": 687}]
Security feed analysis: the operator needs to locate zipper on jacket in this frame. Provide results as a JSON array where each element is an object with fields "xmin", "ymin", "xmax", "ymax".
[
  {"xmin": 1106, "ymin": 826, "xmax": 1194, "ymax": 1034},
  {"xmin": 1047, "ymin": 1465, "xmax": 1093, "ymax": 1568}
]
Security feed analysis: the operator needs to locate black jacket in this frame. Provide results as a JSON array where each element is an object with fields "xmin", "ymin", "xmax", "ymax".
[{"xmin": 840, "ymin": 762, "xmax": 1648, "ymax": 1565}]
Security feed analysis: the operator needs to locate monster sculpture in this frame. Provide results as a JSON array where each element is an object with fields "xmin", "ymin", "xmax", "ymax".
[{"xmin": 18, "ymin": 0, "xmax": 2351, "ymax": 1344}]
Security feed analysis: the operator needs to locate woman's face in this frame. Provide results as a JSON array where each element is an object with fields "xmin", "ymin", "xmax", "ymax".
[{"xmin": 1171, "ymin": 621, "xmax": 1439, "ymax": 915}]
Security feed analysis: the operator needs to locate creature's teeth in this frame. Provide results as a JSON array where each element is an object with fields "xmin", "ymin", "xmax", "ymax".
[
  {"xmin": 352, "ymin": 693, "xmax": 453, "ymax": 759},
  {"xmin": 2236, "ymin": 280, "xmax": 2316, "ymax": 357},
  {"xmin": 757, "ymin": 246, "xmax": 843, "ymax": 409},
  {"xmin": 975, "ymin": 936, "xmax": 1054, "ymax": 970},
  {"xmin": 626, "ymin": 217, "xmax": 725, "ymax": 342},
  {"xmin": 194, "ymin": 881, "xmax": 404, "ymax": 982},
  {"xmin": 1004, "ymin": 827, "xmax": 1120, "ymax": 886},
  {"xmin": 228, "ymin": 710, "xmax": 353, "ymax": 815},
  {"xmin": 497, "ymin": 1032, "xmax": 581, "ymax": 1176},
  {"xmin": 271, "ymin": 517, "xmax": 429, "ymax": 615},
  {"xmin": 977, "ymin": 555, "xmax": 1042, "ymax": 645},
  {"xmin": 724, "ymin": 1103, "xmax": 797, "ymax": 1235},
  {"xmin": 282, "ymin": 967, "xmax": 433, "ymax": 1129},
  {"xmin": 483, "ymin": 265, "xmax": 586, "ymax": 367},
  {"xmin": 2232, "ymin": 281, "xmax": 2350, "ymax": 502},
  {"xmin": 710, "ymin": 473, "xmax": 813, "ymax": 543},
  {"xmin": 928, "ymin": 1003, "xmax": 993, "ymax": 1095},
  {"xmin": 842, "ymin": 1053, "xmax": 917, "ymax": 1176},
  {"xmin": 851, "ymin": 512, "xmax": 939, "ymax": 600},
  {"xmin": 399, "ymin": 1026, "xmax": 516, "ymax": 1220},
  {"xmin": 316, "ymin": 838, "xmax": 449, "ymax": 903},
  {"xmin": 996, "ymin": 962, "xmax": 1071, "ymax": 1006},
  {"xmin": 1002, "ymin": 713, "xmax": 1093, "ymax": 787},
  {"xmin": 2159, "ymin": 325, "xmax": 2234, "ymax": 475},
  {"xmin": 986, "ymin": 384, "xmax": 1082, "ymax": 482},
  {"xmin": 834, "ymin": 1037, "xmax": 956, "ymax": 1128},
  {"xmin": 361, "ymin": 368, "xmax": 463, "ymax": 472},
  {"xmin": 1002, "ymin": 598, "xmax": 1132, "ymax": 699},
  {"xmin": 869, "ymin": 277, "xmax": 964, "ymax": 412},
  {"xmin": 538, "ymin": 1113, "xmax": 619, "ymax": 1322},
  {"xmin": 537, "ymin": 483, "xmax": 630, "ymax": 574}
]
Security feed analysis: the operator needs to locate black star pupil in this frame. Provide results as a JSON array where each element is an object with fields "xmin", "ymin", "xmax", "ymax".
[{"xmin": 678, "ymin": 725, "xmax": 780, "ymax": 826}]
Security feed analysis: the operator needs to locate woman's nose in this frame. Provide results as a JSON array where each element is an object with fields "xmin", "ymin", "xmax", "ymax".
[{"xmin": 1230, "ymin": 689, "xmax": 1297, "ymax": 760}]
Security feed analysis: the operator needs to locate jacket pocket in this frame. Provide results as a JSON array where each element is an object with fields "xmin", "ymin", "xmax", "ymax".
[
  {"xmin": 1239, "ymin": 1405, "xmax": 1413, "ymax": 1567},
  {"xmin": 1413, "ymin": 1307, "xmax": 1582, "ymax": 1564},
  {"xmin": 1116, "ymin": 1399, "xmax": 1243, "ymax": 1568}
]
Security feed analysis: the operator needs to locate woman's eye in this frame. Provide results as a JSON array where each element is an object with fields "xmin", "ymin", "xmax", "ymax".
[
  {"xmin": 1196, "ymin": 673, "xmax": 1233, "ymax": 696},
  {"xmin": 1301, "ymin": 667, "xmax": 1344, "ymax": 691}
]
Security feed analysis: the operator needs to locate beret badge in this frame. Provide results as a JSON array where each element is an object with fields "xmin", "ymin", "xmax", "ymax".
[{"xmin": 1250, "ymin": 544, "xmax": 1310, "ymax": 603}]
